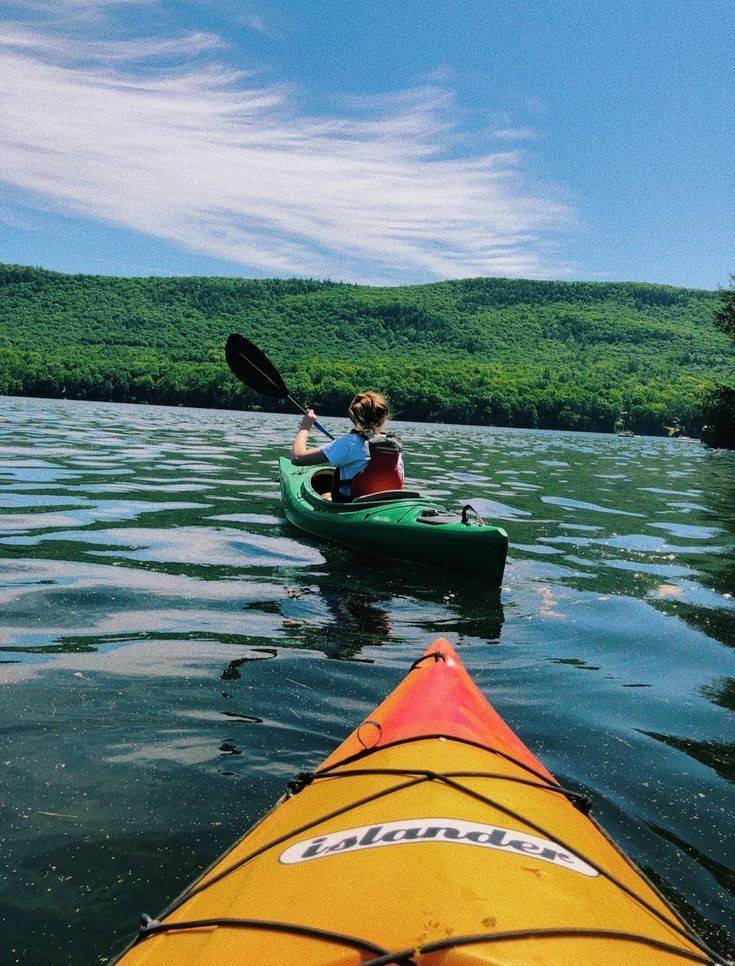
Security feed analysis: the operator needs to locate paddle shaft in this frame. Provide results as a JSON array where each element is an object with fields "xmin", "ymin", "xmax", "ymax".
[{"xmin": 285, "ymin": 393, "xmax": 335, "ymax": 441}]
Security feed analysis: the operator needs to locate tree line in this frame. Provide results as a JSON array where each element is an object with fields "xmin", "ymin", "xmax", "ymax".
[
  {"xmin": 1, "ymin": 264, "xmax": 732, "ymax": 437},
  {"xmin": 701, "ymin": 278, "xmax": 735, "ymax": 448}
]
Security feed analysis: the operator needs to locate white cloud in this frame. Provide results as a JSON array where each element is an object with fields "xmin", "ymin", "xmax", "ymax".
[
  {"xmin": 0, "ymin": 25, "xmax": 222, "ymax": 61},
  {"xmin": 0, "ymin": 21, "xmax": 571, "ymax": 282}
]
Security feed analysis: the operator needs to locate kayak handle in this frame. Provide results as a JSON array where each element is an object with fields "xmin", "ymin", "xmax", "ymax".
[
  {"xmin": 409, "ymin": 651, "xmax": 447, "ymax": 671},
  {"xmin": 461, "ymin": 504, "xmax": 485, "ymax": 526}
]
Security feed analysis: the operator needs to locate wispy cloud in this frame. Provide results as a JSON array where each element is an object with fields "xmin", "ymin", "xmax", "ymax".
[
  {"xmin": 242, "ymin": 13, "xmax": 270, "ymax": 36},
  {"xmin": 0, "ymin": 19, "xmax": 571, "ymax": 282},
  {"xmin": 490, "ymin": 126, "xmax": 537, "ymax": 141},
  {"xmin": 0, "ymin": 25, "xmax": 223, "ymax": 61},
  {"xmin": 9, "ymin": 0, "xmax": 152, "ymax": 10},
  {"xmin": 5, "ymin": 0, "xmax": 154, "ymax": 25}
]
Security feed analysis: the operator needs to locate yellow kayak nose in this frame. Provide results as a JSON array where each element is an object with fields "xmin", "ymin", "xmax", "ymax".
[{"xmin": 114, "ymin": 639, "xmax": 722, "ymax": 965}]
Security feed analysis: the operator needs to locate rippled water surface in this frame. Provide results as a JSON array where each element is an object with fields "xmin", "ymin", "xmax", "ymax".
[{"xmin": 1, "ymin": 396, "xmax": 733, "ymax": 963}]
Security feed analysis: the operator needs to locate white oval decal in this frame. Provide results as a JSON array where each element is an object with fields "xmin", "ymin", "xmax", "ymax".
[{"xmin": 279, "ymin": 817, "xmax": 598, "ymax": 877}]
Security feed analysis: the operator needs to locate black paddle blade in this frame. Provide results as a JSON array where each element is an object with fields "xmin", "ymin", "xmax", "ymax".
[{"xmin": 225, "ymin": 333, "xmax": 289, "ymax": 399}]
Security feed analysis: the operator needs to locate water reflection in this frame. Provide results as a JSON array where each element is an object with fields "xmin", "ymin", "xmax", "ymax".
[
  {"xmin": 221, "ymin": 647, "xmax": 278, "ymax": 681},
  {"xmin": 643, "ymin": 731, "xmax": 734, "ymax": 784},
  {"xmin": 701, "ymin": 677, "xmax": 735, "ymax": 711},
  {"xmin": 0, "ymin": 396, "xmax": 733, "ymax": 962}
]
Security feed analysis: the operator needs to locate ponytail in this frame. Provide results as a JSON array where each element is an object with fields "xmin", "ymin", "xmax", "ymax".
[{"xmin": 348, "ymin": 391, "xmax": 391, "ymax": 435}]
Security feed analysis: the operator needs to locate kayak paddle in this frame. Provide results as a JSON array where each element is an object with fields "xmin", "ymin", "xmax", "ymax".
[{"xmin": 225, "ymin": 333, "xmax": 334, "ymax": 440}]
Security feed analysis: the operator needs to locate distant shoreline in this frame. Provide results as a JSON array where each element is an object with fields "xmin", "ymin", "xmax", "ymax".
[
  {"xmin": 0, "ymin": 393, "xmax": 707, "ymax": 444},
  {"xmin": 1, "ymin": 263, "xmax": 731, "ymax": 438}
]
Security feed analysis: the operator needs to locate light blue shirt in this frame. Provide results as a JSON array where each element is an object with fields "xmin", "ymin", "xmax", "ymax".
[{"xmin": 321, "ymin": 432, "xmax": 370, "ymax": 487}]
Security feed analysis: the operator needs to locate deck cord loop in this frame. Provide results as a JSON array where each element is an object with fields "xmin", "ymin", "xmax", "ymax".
[
  {"xmin": 408, "ymin": 651, "xmax": 446, "ymax": 670},
  {"xmin": 285, "ymin": 771, "xmax": 314, "ymax": 796},
  {"xmin": 461, "ymin": 504, "xmax": 485, "ymax": 526},
  {"xmin": 357, "ymin": 718, "xmax": 383, "ymax": 749}
]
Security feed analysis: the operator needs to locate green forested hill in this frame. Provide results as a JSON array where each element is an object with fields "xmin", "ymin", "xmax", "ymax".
[{"xmin": 0, "ymin": 263, "xmax": 731, "ymax": 434}]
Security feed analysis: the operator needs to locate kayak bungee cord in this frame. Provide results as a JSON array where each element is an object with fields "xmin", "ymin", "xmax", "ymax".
[
  {"xmin": 298, "ymin": 761, "xmax": 717, "ymax": 957},
  {"xmin": 435, "ymin": 771, "xmax": 719, "ymax": 958},
  {"xmin": 133, "ymin": 923, "xmax": 712, "ymax": 965},
  {"xmin": 362, "ymin": 929, "xmax": 717, "ymax": 966},
  {"xmin": 137, "ymin": 917, "xmax": 393, "ymax": 959},
  {"xmin": 304, "ymin": 750, "xmax": 724, "ymax": 960},
  {"xmin": 115, "ymin": 640, "xmax": 728, "ymax": 965},
  {"xmin": 124, "ymin": 746, "xmax": 724, "ymax": 963},
  {"xmin": 306, "ymin": 733, "xmax": 569, "ymax": 788},
  {"xmin": 285, "ymin": 767, "xmax": 592, "ymax": 809}
]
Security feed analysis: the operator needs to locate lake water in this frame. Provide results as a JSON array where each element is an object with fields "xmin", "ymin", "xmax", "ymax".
[{"xmin": 0, "ymin": 395, "xmax": 733, "ymax": 964}]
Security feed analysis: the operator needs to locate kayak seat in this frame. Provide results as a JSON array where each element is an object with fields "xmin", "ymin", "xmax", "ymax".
[{"xmin": 352, "ymin": 489, "xmax": 421, "ymax": 503}]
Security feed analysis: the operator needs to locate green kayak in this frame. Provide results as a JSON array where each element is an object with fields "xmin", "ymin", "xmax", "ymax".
[{"xmin": 278, "ymin": 457, "xmax": 508, "ymax": 583}]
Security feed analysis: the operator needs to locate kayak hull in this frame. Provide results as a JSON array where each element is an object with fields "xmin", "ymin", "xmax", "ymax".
[
  {"xmin": 115, "ymin": 639, "xmax": 714, "ymax": 966},
  {"xmin": 279, "ymin": 458, "xmax": 508, "ymax": 584}
]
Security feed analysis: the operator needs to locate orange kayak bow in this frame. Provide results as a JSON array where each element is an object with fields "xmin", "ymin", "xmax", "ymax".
[{"xmin": 115, "ymin": 638, "xmax": 723, "ymax": 965}]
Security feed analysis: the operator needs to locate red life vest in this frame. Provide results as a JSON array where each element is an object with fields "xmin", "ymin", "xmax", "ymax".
[{"xmin": 331, "ymin": 433, "xmax": 404, "ymax": 501}]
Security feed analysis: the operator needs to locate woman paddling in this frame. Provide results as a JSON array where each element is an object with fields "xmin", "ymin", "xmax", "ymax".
[{"xmin": 291, "ymin": 391, "xmax": 404, "ymax": 502}]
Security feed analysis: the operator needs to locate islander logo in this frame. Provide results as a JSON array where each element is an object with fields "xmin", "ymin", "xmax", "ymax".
[{"xmin": 279, "ymin": 817, "xmax": 598, "ymax": 877}]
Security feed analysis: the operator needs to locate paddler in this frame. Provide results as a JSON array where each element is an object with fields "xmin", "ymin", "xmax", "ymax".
[{"xmin": 291, "ymin": 391, "xmax": 404, "ymax": 502}]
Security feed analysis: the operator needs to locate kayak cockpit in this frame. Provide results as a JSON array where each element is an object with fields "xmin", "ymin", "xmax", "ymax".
[
  {"xmin": 306, "ymin": 466, "xmax": 422, "ymax": 506},
  {"xmin": 309, "ymin": 467, "xmax": 335, "ymax": 496}
]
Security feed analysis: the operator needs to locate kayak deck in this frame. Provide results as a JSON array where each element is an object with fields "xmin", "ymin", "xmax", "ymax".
[
  {"xmin": 115, "ymin": 639, "xmax": 719, "ymax": 965},
  {"xmin": 279, "ymin": 458, "xmax": 509, "ymax": 584}
]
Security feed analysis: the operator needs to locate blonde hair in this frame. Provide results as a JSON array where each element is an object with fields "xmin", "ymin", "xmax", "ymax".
[{"xmin": 348, "ymin": 391, "xmax": 391, "ymax": 435}]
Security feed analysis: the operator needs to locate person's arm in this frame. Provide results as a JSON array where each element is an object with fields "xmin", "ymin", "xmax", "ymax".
[{"xmin": 291, "ymin": 410, "xmax": 329, "ymax": 466}]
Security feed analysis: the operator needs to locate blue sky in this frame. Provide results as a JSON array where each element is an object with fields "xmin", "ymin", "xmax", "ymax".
[{"xmin": 0, "ymin": 0, "xmax": 732, "ymax": 288}]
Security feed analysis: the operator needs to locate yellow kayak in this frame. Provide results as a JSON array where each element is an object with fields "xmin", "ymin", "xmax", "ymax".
[{"xmin": 115, "ymin": 638, "xmax": 722, "ymax": 965}]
